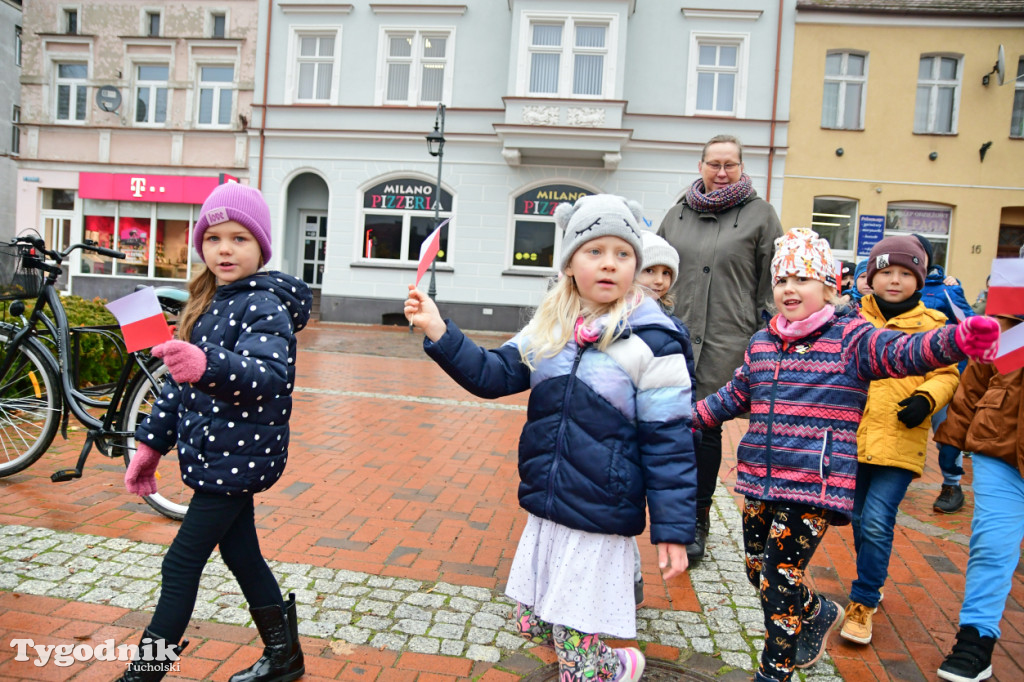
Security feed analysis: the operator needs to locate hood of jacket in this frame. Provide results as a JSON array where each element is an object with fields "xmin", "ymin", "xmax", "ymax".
[{"xmin": 213, "ymin": 271, "xmax": 312, "ymax": 332}]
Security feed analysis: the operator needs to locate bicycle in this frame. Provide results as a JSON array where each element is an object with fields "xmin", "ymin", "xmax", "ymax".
[{"xmin": 0, "ymin": 234, "xmax": 190, "ymax": 520}]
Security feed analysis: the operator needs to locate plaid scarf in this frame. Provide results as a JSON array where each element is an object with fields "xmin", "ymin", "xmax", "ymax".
[{"xmin": 685, "ymin": 174, "xmax": 754, "ymax": 213}]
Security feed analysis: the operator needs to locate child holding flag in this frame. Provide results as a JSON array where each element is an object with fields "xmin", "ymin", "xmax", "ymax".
[
  {"xmin": 120, "ymin": 182, "xmax": 312, "ymax": 682},
  {"xmin": 690, "ymin": 228, "xmax": 1000, "ymax": 682},
  {"xmin": 934, "ymin": 245, "xmax": 1024, "ymax": 682},
  {"xmin": 406, "ymin": 194, "xmax": 698, "ymax": 682}
]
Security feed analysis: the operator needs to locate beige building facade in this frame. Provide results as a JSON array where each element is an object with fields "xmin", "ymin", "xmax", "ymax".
[{"xmin": 785, "ymin": 1, "xmax": 1024, "ymax": 302}]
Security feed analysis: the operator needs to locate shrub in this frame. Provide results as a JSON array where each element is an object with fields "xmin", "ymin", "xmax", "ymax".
[{"xmin": 1, "ymin": 296, "xmax": 124, "ymax": 387}]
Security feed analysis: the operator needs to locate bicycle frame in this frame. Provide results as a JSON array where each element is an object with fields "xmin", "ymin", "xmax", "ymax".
[{"xmin": 0, "ymin": 246, "xmax": 162, "ymax": 480}]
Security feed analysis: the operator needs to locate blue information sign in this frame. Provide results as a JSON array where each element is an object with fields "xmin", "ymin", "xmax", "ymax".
[{"xmin": 857, "ymin": 215, "xmax": 885, "ymax": 257}]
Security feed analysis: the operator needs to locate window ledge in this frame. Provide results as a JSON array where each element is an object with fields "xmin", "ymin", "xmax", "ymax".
[
  {"xmin": 351, "ymin": 260, "xmax": 453, "ymax": 273},
  {"xmin": 820, "ymin": 126, "xmax": 865, "ymax": 132},
  {"xmin": 912, "ymin": 131, "xmax": 958, "ymax": 137},
  {"xmin": 502, "ymin": 268, "xmax": 554, "ymax": 278}
]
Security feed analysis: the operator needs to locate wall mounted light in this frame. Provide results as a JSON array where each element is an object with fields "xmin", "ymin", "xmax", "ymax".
[
  {"xmin": 929, "ymin": 151, "xmax": 938, "ymax": 161},
  {"xmin": 835, "ymin": 147, "xmax": 844, "ymax": 157},
  {"xmin": 980, "ymin": 141, "xmax": 993, "ymax": 162}
]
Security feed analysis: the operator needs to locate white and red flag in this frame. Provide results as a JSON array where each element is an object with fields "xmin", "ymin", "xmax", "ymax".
[
  {"xmin": 985, "ymin": 258, "xmax": 1024, "ymax": 317},
  {"xmin": 105, "ymin": 287, "xmax": 173, "ymax": 353},
  {"xmin": 415, "ymin": 218, "xmax": 450, "ymax": 287},
  {"xmin": 995, "ymin": 320, "xmax": 1024, "ymax": 374}
]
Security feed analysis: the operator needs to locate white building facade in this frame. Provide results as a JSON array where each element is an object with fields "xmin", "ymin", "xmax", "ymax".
[
  {"xmin": 255, "ymin": 0, "xmax": 796, "ymax": 330},
  {"xmin": 0, "ymin": 0, "xmax": 22, "ymax": 242}
]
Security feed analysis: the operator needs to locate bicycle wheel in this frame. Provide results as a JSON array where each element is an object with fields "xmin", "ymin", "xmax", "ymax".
[
  {"xmin": 119, "ymin": 361, "xmax": 188, "ymax": 520},
  {"xmin": 0, "ymin": 327, "xmax": 61, "ymax": 476}
]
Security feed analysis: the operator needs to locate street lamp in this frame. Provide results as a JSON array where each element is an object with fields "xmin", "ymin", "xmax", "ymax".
[{"xmin": 424, "ymin": 103, "xmax": 446, "ymax": 301}]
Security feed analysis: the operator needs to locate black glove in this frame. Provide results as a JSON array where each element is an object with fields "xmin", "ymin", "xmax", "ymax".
[{"xmin": 896, "ymin": 395, "xmax": 932, "ymax": 429}]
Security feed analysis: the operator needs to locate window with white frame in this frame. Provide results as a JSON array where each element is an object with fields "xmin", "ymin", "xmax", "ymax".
[
  {"xmin": 196, "ymin": 65, "xmax": 235, "ymax": 126},
  {"xmin": 1012, "ymin": 57, "xmax": 1024, "ymax": 138},
  {"xmin": 55, "ymin": 62, "xmax": 88, "ymax": 123},
  {"xmin": 294, "ymin": 31, "xmax": 337, "ymax": 102},
  {"xmin": 522, "ymin": 16, "xmax": 611, "ymax": 98},
  {"xmin": 360, "ymin": 178, "xmax": 452, "ymax": 264},
  {"xmin": 510, "ymin": 184, "xmax": 594, "ymax": 270},
  {"xmin": 914, "ymin": 55, "xmax": 961, "ymax": 134},
  {"xmin": 14, "ymin": 26, "xmax": 21, "ymax": 66},
  {"xmin": 211, "ymin": 12, "xmax": 226, "ymax": 38},
  {"xmin": 134, "ymin": 64, "xmax": 169, "ymax": 125},
  {"xmin": 145, "ymin": 11, "xmax": 161, "ymax": 37},
  {"xmin": 11, "ymin": 106, "xmax": 20, "ymax": 156},
  {"xmin": 822, "ymin": 51, "xmax": 867, "ymax": 130},
  {"xmin": 811, "ymin": 196, "xmax": 857, "ymax": 254},
  {"xmin": 687, "ymin": 33, "xmax": 747, "ymax": 116},
  {"xmin": 380, "ymin": 30, "xmax": 450, "ymax": 105}
]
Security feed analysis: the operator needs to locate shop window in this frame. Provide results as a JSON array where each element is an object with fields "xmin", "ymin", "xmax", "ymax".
[
  {"xmin": 55, "ymin": 62, "xmax": 88, "ymax": 123},
  {"xmin": 154, "ymin": 203, "xmax": 193, "ymax": 279},
  {"xmin": 885, "ymin": 203, "xmax": 951, "ymax": 269},
  {"xmin": 379, "ymin": 29, "xmax": 451, "ymax": 105},
  {"xmin": 81, "ymin": 200, "xmax": 195, "ymax": 280},
  {"xmin": 82, "ymin": 200, "xmax": 117, "ymax": 275},
  {"xmin": 360, "ymin": 178, "xmax": 452, "ymax": 264},
  {"xmin": 197, "ymin": 65, "xmax": 235, "ymax": 127},
  {"xmin": 134, "ymin": 64, "xmax": 169, "ymax": 125},
  {"xmin": 510, "ymin": 184, "xmax": 594, "ymax": 270},
  {"xmin": 811, "ymin": 197, "xmax": 857, "ymax": 254}
]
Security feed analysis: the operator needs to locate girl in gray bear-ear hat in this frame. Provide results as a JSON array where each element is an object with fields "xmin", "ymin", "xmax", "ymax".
[{"xmin": 405, "ymin": 194, "xmax": 699, "ymax": 682}]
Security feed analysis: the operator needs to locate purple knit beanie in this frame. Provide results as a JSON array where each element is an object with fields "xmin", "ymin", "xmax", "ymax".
[{"xmin": 193, "ymin": 183, "xmax": 273, "ymax": 262}]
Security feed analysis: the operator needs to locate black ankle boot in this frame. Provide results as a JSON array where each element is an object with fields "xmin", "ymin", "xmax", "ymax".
[
  {"xmin": 685, "ymin": 506, "xmax": 710, "ymax": 561},
  {"xmin": 938, "ymin": 625, "xmax": 996, "ymax": 682},
  {"xmin": 229, "ymin": 593, "xmax": 305, "ymax": 682},
  {"xmin": 115, "ymin": 628, "xmax": 189, "ymax": 682}
]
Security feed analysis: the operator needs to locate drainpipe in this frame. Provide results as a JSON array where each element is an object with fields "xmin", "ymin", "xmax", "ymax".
[
  {"xmin": 257, "ymin": 0, "xmax": 273, "ymax": 189},
  {"xmin": 765, "ymin": 0, "xmax": 784, "ymax": 203}
]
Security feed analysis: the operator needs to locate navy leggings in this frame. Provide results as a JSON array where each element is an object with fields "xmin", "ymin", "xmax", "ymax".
[{"xmin": 148, "ymin": 490, "xmax": 283, "ymax": 642}]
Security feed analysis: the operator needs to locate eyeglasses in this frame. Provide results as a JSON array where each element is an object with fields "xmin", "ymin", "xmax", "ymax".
[{"xmin": 703, "ymin": 162, "xmax": 741, "ymax": 172}]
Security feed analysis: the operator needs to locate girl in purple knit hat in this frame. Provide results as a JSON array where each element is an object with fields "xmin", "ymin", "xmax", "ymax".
[
  {"xmin": 120, "ymin": 182, "xmax": 312, "ymax": 682},
  {"xmin": 692, "ymin": 228, "xmax": 1000, "ymax": 682}
]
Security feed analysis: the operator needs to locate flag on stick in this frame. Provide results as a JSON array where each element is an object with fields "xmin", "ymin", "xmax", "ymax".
[
  {"xmin": 416, "ymin": 218, "xmax": 450, "ymax": 287},
  {"xmin": 105, "ymin": 287, "xmax": 173, "ymax": 353},
  {"xmin": 986, "ymin": 258, "xmax": 1024, "ymax": 316},
  {"xmin": 994, "ymin": 318, "xmax": 1024, "ymax": 374},
  {"xmin": 945, "ymin": 290, "xmax": 967, "ymax": 322}
]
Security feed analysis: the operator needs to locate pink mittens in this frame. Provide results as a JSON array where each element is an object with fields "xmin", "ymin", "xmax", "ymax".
[
  {"xmin": 125, "ymin": 442, "xmax": 162, "ymax": 496},
  {"xmin": 954, "ymin": 316, "xmax": 1000, "ymax": 363},
  {"xmin": 152, "ymin": 340, "xmax": 207, "ymax": 384}
]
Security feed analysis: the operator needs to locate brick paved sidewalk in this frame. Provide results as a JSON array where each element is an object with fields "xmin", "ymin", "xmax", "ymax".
[{"xmin": 0, "ymin": 321, "xmax": 1021, "ymax": 681}]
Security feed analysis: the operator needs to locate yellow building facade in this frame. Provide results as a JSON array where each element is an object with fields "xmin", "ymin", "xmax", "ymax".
[{"xmin": 784, "ymin": 6, "xmax": 1024, "ymax": 302}]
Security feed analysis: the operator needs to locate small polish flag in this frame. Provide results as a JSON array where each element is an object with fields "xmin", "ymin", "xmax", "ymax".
[
  {"xmin": 105, "ymin": 287, "xmax": 173, "ymax": 353},
  {"xmin": 986, "ymin": 258, "xmax": 1024, "ymax": 316},
  {"xmin": 995, "ymin": 318, "xmax": 1024, "ymax": 374},
  {"xmin": 415, "ymin": 218, "xmax": 450, "ymax": 287}
]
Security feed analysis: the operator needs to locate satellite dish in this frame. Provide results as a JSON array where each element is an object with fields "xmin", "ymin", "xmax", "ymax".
[{"xmin": 983, "ymin": 45, "xmax": 1005, "ymax": 86}]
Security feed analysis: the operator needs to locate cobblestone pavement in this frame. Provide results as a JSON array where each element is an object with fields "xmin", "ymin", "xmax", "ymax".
[{"xmin": 0, "ymin": 322, "xmax": 1021, "ymax": 681}]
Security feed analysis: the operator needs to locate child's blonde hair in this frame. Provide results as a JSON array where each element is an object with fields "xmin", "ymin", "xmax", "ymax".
[
  {"xmin": 519, "ymin": 275, "xmax": 645, "ymax": 369},
  {"xmin": 176, "ymin": 267, "xmax": 218, "ymax": 341}
]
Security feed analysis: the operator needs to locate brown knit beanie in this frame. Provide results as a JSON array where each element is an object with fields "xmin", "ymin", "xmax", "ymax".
[{"xmin": 866, "ymin": 235, "xmax": 927, "ymax": 290}]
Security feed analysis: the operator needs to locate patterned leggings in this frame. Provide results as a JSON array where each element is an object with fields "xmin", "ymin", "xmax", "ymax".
[
  {"xmin": 742, "ymin": 498, "xmax": 833, "ymax": 682},
  {"xmin": 513, "ymin": 603, "xmax": 621, "ymax": 681}
]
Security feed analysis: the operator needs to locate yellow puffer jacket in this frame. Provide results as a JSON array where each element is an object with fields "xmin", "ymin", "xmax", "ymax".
[{"xmin": 856, "ymin": 296, "xmax": 960, "ymax": 475}]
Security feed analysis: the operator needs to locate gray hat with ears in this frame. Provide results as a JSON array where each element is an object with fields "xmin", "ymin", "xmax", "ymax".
[{"xmin": 554, "ymin": 194, "xmax": 645, "ymax": 272}]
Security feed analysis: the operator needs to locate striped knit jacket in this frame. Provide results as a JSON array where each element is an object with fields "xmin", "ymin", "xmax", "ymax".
[{"xmin": 693, "ymin": 309, "xmax": 966, "ymax": 523}]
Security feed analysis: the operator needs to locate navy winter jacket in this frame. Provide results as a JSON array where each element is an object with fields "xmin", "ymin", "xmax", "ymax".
[
  {"xmin": 136, "ymin": 271, "xmax": 312, "ymax": 495},
  {"xmin": 424, "ymin": 297, "xmax": 698, "ymax": 546},
  {"xmin": 921, "ymin": 265, "xmax": 975, "ymax": 324}
]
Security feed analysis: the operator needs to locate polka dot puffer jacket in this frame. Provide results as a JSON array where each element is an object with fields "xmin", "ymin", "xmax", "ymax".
[{"xmin": 136, "ymin": 271, "xmax": 312, "ymax": 495}]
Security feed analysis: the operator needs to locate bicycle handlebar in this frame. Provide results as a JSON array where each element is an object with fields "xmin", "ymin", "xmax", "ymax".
[{"xmin": 11, "ymin": 235, "xmax": 126, "ymax": 263}]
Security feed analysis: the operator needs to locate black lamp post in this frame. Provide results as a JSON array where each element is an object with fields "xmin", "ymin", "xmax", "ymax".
[{"xmin": 425, "ymin": 103, "xmax": 445, "ymax": 301}]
